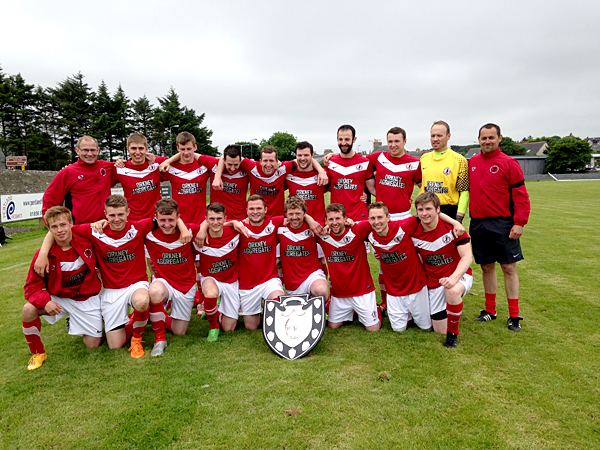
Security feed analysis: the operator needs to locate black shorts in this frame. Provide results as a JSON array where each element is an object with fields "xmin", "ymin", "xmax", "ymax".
[
  {"xmin": 470, "ymin": 217, "xmax": 524, "ymax": 265},
  {"xmin": 440, "ymin": 204, "xmax": 458, "ymax": 220}
]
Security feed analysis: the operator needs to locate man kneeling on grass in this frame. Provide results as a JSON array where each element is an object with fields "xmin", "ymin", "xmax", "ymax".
[
  {"xmin": 411, "ymin": 192, "xmax": 473, "ymax": 348},
  {"xmin": 23, "ymin": 206, "xmax": 103, "ymax": 370}
]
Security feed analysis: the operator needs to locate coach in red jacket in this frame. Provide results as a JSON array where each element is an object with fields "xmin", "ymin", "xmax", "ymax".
[
  {"xmin": 22, "ymin": 206, "xmax": 102, "ymax": 370},
  {"xmin": 469, "ymin": 123, "xmax": 531, "ymax": 332}
]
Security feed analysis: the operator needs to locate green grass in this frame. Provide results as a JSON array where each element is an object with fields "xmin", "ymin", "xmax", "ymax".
[{"xmin": 1, "ymin": 181, "xmax": 599, "ymax": 449}]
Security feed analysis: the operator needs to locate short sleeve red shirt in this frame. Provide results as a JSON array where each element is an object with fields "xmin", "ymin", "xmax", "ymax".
[
  {"xmin": 368, "ymin": 218, "xmax": 427, "ymax": 296},
  {"xmin": 116, "ymin": 157, "xmax": 167, "ymax": 220},
  {"xmin": 317, "ymin": 220, "xmax": 375, "ymax": 298},
  {"xmin": 411, "ymin": 220, "xmax": 472, "ymax": 289}
]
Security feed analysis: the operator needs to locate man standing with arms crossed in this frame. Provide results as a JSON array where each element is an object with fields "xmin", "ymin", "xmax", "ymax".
[
  {"xmin": 419, "ymin": 121, "xmax": 469, "ymax": 221},
  {"xmin": 469, "ymin": 124, "xmax": 530, "ymax": 332}
]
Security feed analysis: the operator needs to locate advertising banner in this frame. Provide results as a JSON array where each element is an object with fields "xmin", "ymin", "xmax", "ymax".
[{"xmin": 1, "ymin": 193, "xmax": 44, "ymax": 223}]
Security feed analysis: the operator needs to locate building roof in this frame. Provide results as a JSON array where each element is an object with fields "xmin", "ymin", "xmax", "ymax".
[{"xmin": 520, "ymin": 141, "xmax": 548, "ymax": 155}]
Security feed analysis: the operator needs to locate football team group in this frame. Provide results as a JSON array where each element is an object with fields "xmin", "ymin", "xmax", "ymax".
[{"xmin": 22, "ymin": 121, "xmax": 531, "ymax": 370}]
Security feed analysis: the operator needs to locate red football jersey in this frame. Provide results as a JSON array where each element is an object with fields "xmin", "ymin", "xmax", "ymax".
[
  {"xmin": 327, "ymin": 153, "xmax": 374, "ymax": 220},
  {"xmin": 54, "ymin": 247, "xmax": 94, "ymax": 300},
  {"xmin": 411, "ymin": 220, "xmax": 472, "ymax": 289},
  {"xmin": 368, "ymin": 217, "xmax": 427, "ymax": 296},
  {"xmin": 277, "ymin": 222, "xmax": 321, "ymax": 290},
  {"xmin": 241, "ymin": 159, "xmax": 294, "ymax": 217},
  {"xmin": 115, "ymin": 157, "xmax": 167, "ymax": 220},
  {"xmin": 318, "ymin": 220, "xmax": 374, "ymax": 298},
  {"xmin": 204, "ymin": 155, "xmax": 249, "ymax": 220},
  {"xmin": 286, "ymin": 169, "xmax": 326, "ymax": 224},
  {"xmin": 238, "ymin": 216, "xmax": 285, "ymax": 290},
  {"xmin": 42, "ymin": 159, "xmax": 115, "ymax": 224},
  {"xmin": 24, "ymin": 235, "xmax": 101, "ymax": 309},
  {"xmin": 145, "ymin": 224, "xmax": 200, "ymax": 293},
  {"xmin": 195, "ymin": 226, "xmax": 240, "ymax": 284},
  {"xmin": 366, "ymin": 152, "xmax": 421, "ymax": 215},
  {"xmin": 72, "ymin": 219, "xmax": 155, "ymax": 289},
  {"xmin": 164, "ymin": 157, "xmax": 211, "ymax": 224}
]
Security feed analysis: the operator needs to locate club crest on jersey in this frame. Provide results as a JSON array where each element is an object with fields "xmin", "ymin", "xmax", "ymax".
[
  {"xmin": 393, "ymin": 236, "xmax": 401, "ymax": 243},
  {"xmin": 84, "ymin": 248, "xmax": 93, "ymax": 258},
  {"xmin": 490, "ymin": 165, "xmax": 499, "ymax": 174},
  {"xmin": 78, "ymin": 175, "xmax": 84, "ymax": 180},
  {"xmin": 125, "ymin": 230, "xmax": 135, "ymax": 240},
  {"xmin": 406, "ymin": 164, "xmax": 413, "ymax": 170},
  {"xmin": 100, "ymin": 168, "xmax": 107, "ymax": 176},
  {"xmin": 263, "ymin": 294, "xmax": 326, "ymax": 360},
  {"xmin": 355, "ymin": 164, "xmax": 364, "ymax": 170},
  {"xmin": 443, "ymin": 167, "xmax": 451, "ymax": 175},
  {"xmin": 342, "ymin": 236, "xmax": 351, "ymax": 244},
  {"xmin": 265, "ymin": 226, "xmax": 273, "ymax": 234},
  {"xmin": 471, "ymin": 166, "xmax": 476, "ymax": 171},
  {"xmin": 442, "ymin": 235, "xmax": 452, "ymax": 244}
]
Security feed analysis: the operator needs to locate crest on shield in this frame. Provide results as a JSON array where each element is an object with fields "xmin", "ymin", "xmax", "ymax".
[{"xmin": 263, "ymin": 294, "xmax": 326, "ymax": 360}]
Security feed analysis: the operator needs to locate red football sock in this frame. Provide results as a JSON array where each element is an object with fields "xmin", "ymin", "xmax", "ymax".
[
  {"xmin": 131, "ymin": 307, "xmax": 149, "ymax": 339},
  {"xmin": 447, "ymin": 302, "xmax": 463, "ymax": 335},
  {"xmin": 149, "ymin": 302, "xmax": 167, "ymax": 342},
  {"xmin": 325, "ymin": 295, "xmax": 331, "ymax": 315},
  {"xmin": 484, "ymin": 293, "xmax": 497, "ymax": 315},
  {"xmin": 204, "ymin": 296, "xmax": 220, "ymax": 330},
  {"xmin": 164, "ymin": 314, "xmax": 173, "ymax": 332},
  {"xmin": 508, "ymin": 298, "xmax": 520, "ymax": 318},
  {"xmin": 194, "ymin": 288, "xmax": 205, "ymax": 307},
  {"xmin": 124, "ymin": 320, "xmax": 133, "ymax": 340},
  {"xmin": 377, "ymin": 305, "xmax": 382, "ymax": 323},
  {"xmin": 23, "ymin": 318, "xmax": 44, "ymax": 354}
]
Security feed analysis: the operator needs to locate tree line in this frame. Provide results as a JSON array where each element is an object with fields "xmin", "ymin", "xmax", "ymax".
[{"xmin": 0, "ymin": 67, "xmax": 216, "ymax": 170}]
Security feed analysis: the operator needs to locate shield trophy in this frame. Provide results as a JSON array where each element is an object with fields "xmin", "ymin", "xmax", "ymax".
[{"xmin": 263, "ymin": 294, "xmax": 326, "ymax": 360}]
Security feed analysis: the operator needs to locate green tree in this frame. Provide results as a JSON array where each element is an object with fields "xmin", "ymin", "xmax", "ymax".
[
  {"xmin": 131, "ymin": 95, "xmax": 154, "ymax": 138},
  {"xmin": 545, "ymin": 136, "xmax": 591, "ymax": 173},
  {"xmin": 499, "ymin": 136, "xmax": 526, "ymax": 156},
  {"xmin": 0, "ymin": 73, "xmax": 39, "ymax": 159},
  {"xmin": 92, "ymin": 81, "xmax": 117, "ymax": 161},
  {"xmin": 49, "ymin": 72, "xmax": 95, "ymax": 161},
  {"xmin": 153, "ymin": 87, "xmax": 216, "ymax": 157},
  {"xmin": 112, "ymin": 84, "xmax": 131, "ymax": 161},
  {"xmin": 235, "ymin": 141, "xmax": 260, "ymax": 160},
  {"xmin": 260, "ymin": 131, "xmax": 297, "ymax": 161}
]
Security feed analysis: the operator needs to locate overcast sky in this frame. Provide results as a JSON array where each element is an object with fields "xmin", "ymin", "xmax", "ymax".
[{"xmin": 2, "ymin": 1, "xmax": 599, "ymax": 154}]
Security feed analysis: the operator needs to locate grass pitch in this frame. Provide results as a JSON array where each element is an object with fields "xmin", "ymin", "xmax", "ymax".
[{"xmin": 0, "ymin": 181, "xmax": 599, "ymax": 449}]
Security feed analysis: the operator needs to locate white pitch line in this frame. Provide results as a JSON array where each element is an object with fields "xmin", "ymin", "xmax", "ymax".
[{"xmin": 0, "ymin": 261, "xmax": 29, "ymax": 272}]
